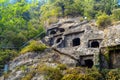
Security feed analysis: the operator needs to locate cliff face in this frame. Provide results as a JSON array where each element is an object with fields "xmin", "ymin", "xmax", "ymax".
[
  {"xmin": 45, "ymin": 17, "xmax": 120, "ymax": 69},
  {"xmin": 101, "ymin": 25, "xmax": 120, "ymax": 47},
  {"xmin": 1, "ymin": 17, "xmax": 120, "ymax": 80},
  {"xmin": 1, "ymin": 49, "xmax": 77, "ymax": 80}
]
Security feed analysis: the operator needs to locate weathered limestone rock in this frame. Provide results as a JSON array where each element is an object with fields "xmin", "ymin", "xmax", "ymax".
[
  {"xmin": 45, "ymin": 17, "xmax": 120, "ymax": 68},
  {"xmin": 46, "ymin": 18, "xmax": 104, "ymax": 68},
  {"xmin": 4, "ymin": 48, "xmax": 77, "ymax": 80},
  {"xmin": 101, "ymin": 25, "xmax": 120, "ymax": 47}
]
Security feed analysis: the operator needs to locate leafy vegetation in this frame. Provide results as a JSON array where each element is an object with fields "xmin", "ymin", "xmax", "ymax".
[
  {"xmin": 0, "ymin": 50, "xmax": 18, "ymax": 70},
  {"xmin": 41, "ymin": 0, "xmax": 119, "ymax": 19},
  {"xmin": 21, "ymin": 71, "xmax": 35, "ymax": 80},
  {"xmin": 96, "ymin": 14, "xmax": 112, "ymax": 28},
  {"xmin": 112, "ymin": 9, "xmax": 120, "ymax": 21},
  {"xmin": 37, "ymin": 65, "xmax": 63, "ymax": 80},
  {"xmin": 0, "ymin": 0, "xmax": 45, "ymax": 48},
  {"xmin": 20, "ymin": 40, "xmax": 47, "ymax": 54},
  {"xmin": 36, "ymin": 65, "xmax": 102, "ymax": 80}
]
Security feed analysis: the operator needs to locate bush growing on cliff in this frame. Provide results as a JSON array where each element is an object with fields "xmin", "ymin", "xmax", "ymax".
[
  {"xmin": 62, "ymin": 67, "xmax": 102, "ymax": 80},
  {"xmin": 62, "ymin": 74, "xmax": 95, "ymax": 80},
  {"xmin": 0, "ymin": 50, "xmax": 18, "ymax": 70},
  {"xmin": 21, "ymin": 71, "xmax": 35, "ymax": 80},
  {"xmin": 20, "ymin": 40, "xmax": 47, "ymax": 54},
  {"xmin": 37, "ymin": 65, "xmax": 63, "ymax": 80},
  {"xmin": 102, "ymin": 69, "xmax": 120, "ymax": 80},
  {"xmin": 96, "ymin": 14, "xmax": 112, "ymax": 28},
  {"xmin": 112, "ymin": 9, "xmax": 120, "ymax": 21}
]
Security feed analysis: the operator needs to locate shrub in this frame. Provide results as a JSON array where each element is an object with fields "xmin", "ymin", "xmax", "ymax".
[
  {"xmin": 96, "ymin": 14, "xmax": 112, "ymax": 28},
  {"xmin": 79, "ymin": 17, "xmax": 84, "ymax": 22},
  {"xmin": 57, "ymin": 64, "xmax": 67, "ymax": 70},
  {"xmin": 101, "ymin": 69, "xmax": 120, "ymax": 80},
  {"xmin": 21, "ymin": 71, "xmax": 35, "ymax": 80},
  {"xmin": 48, "ymin": 16, "xmax": 58, "ymax": 25},
  {"xmin": 0, "ymin": 50, "xmax": 18, "ymax": 70},
  {"xmin": 65, "ymin": 67, "xmax": 85, "ymax": 75},
  {"xmin": 20, "ymin": 40, "xmax": 47, "ymax": 54},
  {"xmin": 101, "ymin": 69, "xmax": 110, "ymax": 80},
  {"xmin": 106, "ymin": 69, "xmax": 120, "ymax": 80},
  {"xmin": 86, "ymin": 67, "xmax": 102, "ymax": 80},
  {"xmin": 64, "ymin": 67, "xmax": 101, "ymax": 80},
  {"xmin": 37, "ymin": 65, "xmax": 63, "ymax": 80},
  {"xmin": 62, "ymin": 74, "xmax": 95, "ymax": 80},
  {"xmin": 112, "ymin": 9, "xmax": 120, "ymax": 21}
]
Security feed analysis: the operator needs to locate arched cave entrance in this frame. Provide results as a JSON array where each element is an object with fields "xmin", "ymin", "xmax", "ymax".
[
  {"xmin": 88, "ymin": 40, "xmax": 100, "ymax": 48},
  {"xmin": 85, "ymin": 59, "xmax": 93, "ymax": 68},
  {"xmin": 72, "ymin": 38, "xmax": 80, "ymax": 47}
]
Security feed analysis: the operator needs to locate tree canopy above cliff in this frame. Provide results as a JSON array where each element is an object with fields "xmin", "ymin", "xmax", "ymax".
[{"xmin": 40, "ymin": 0, "xmax": 119, "ymax": 20}]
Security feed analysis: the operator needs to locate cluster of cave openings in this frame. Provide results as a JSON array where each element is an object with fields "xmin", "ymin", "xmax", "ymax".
[
  {"xmin": 72, "ymin": 38, "xmax": 80, "ymax": 47},
  {"xmin": 88, "ymin": 40, "xmax": 100, "ymax": 48}
]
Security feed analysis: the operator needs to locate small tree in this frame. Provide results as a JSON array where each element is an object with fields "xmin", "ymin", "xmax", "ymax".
[{"xmin": 96, "ymin": 14, "xmax": 112, "ymax": 28}]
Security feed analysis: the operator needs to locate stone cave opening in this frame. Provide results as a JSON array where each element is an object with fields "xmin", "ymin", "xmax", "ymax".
[
  {"xmin": 84, "ymin": 59, "xmax": 93, "ymax": 68},
  {"xmin": 88, "ymin": 40, "xmax": 99, "ymax": 48},
  {"xmin": 76, "ymin": 55, "xmax": 94, "ymax": 68},
  {"xmin": 72, "ymin": 38, "xmax": 80, "ymax": 47}
]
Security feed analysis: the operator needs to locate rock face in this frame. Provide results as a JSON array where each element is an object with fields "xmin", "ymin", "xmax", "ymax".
[
  {"xmin": 45, "ymin": 18, "xmax": 103, "ymax": 68},
  {"xmin": 101, "ymin": 25, "xmax": 120, "ymax": 47},
  {"xmin": 45, "ymin": 17, "xmax": 120, "ymax": 69},
  {"xmin": 3, "ymin": 49, "xmax": 76, "ymax": 80}
]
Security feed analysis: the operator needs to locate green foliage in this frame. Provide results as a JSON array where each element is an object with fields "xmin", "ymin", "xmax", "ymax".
[
  {"xmin": 20, "ymin": 40, "xmax": 47, "ymax": 54},
  {"xmin": 62, "ymin": 74, "xmax": 95, "ymax": 80},
  {"xmin": 37, "ymin": 65, "xmax": 63, "ymax": 80},
  {"xmin": 63, "ymin": 67, "xmax": 102, "ymax": 80},
  {"xmin": 57, "ymin": 64, "xmax": 67, "ymax": 70},
  {"xmin": 40, "ymin": 3, "xmax": 60, "ymax": 23},
  {"xmin": 21, "ymin": 71, "xmax": 35, "ymax": 80},
  {"xmin": 0, "ymin": 0, "xmax": 45, "ymax": 48},
  {"xmin": 40, "ymin": 0, "xmax": 119, "ymax": 23},
  {"xmin": 101, "ymin": 69, "xmax": 120, "ymax": 80},
  {"xmin": 0, "ymin": 50, "xmax": 18, "ymax": 69},
  {"xmin": 86, "ymin": 67, "xmax": 102, "ymax": 80},
  {"xmin": 96, "ymin": 14, "xmax": 112, "ymax": 28},
  {"xmin": 112, "ymin": 9, "xmax": 120, "ymax": 21},
  {"xmin": 106, "ymin": 69, "xmax": 120, "ymax": 80}
]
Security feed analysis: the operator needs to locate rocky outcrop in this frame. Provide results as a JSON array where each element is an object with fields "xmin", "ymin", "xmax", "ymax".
[
  {"xmin": 101, "ymin": 25, "xmax": 120, "ymax": 47},
  {"xmin": 3, "ymin": 48, "xmax": 77, "ymax": 80}
]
